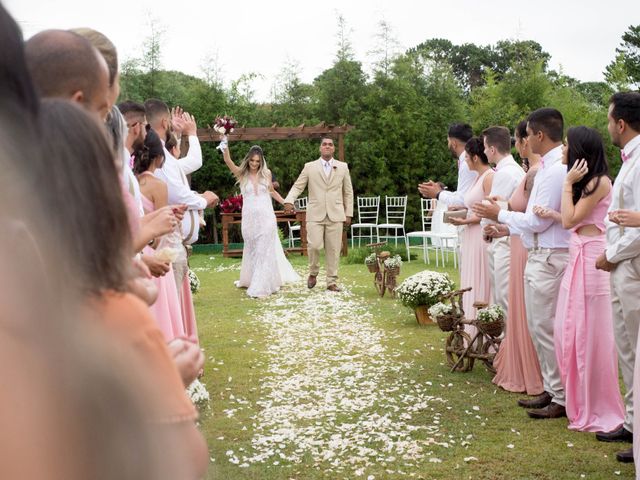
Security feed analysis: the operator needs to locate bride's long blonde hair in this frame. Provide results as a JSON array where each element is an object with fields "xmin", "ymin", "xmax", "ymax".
[{"xmin": 237, "ymin": 145, "xmax": 271, "ymax": 188}]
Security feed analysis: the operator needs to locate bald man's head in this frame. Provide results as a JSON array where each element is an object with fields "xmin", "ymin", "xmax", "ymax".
[{"xmin": 25, "ymin": 29, "xmax": 110, "ymax": 120}]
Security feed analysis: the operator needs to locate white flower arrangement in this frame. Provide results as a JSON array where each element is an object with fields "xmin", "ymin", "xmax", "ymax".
[
  {"xmin": 186, "ymin": 378, "xmax": 210, "ymax": 409},
  {"xmin": 383, "ymin": 254, "xmax": 402, "ymax": 270},
  {"xmin": 428, "ymin": 302, "xmax": 452, "ymax": 318},
  {"xmin": 476, "ymin": 304, "xmax": 505, "ymax": 323},
  {"xmin": 364, "ymin": 252, "xmax": 378, "ymax": 265},
  {"xmin": 188, "ymin": 269, "xmax": 200, "ymax": 294},
  {"xmin": 395, "ymin": 270, "xmax": 454, "ymax": 310}
]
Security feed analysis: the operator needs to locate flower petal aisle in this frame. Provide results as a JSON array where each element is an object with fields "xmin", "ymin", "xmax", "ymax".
[{"xmin": 230, "ymin": 276, "xmax": 457, "ymax": 476}]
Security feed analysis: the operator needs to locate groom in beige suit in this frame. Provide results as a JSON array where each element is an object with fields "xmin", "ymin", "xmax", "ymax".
[{"xmin": 284, "ymin": 137, "xmax": 354, "ymax": 291}]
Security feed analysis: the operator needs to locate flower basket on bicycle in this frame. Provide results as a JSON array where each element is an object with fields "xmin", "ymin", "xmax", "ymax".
[{"xmin": 476, "ymin": 304, "xmax": 505, "ymax": 338}]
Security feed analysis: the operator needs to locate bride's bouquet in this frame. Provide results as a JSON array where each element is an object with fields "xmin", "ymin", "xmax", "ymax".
[
  {"xmin": 213, "ymin": 116, "xmax": 237, "ymax": 152},
  {"xmin": 213, "ymin": 115, "xmax": 237, "ymax": 135}
]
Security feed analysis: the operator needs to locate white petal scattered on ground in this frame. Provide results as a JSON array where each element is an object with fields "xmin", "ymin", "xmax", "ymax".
[
  {"xmin": 463, "ymin": 456, "xmax": 478, "ymax": 462},
  {"xmin": 228, "ymin": 276, "xmax": 458, "ymax": 474},
  {"xmin": 506, "ymin": 444, "xmax": 514, "ymax": 449}
]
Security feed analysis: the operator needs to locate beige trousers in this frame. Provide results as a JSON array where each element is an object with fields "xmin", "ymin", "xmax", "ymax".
[
  {"xmin": 524, "ymin": 249, "xmax": 569, "ymax": 405},
  {"xmin": 172, "ymin": 245, "xmax": 188, "ymax": 303},
  {"xmin": 307, "ymin": 217, "xmax": 343, "ymax": 286},
  {"xmin": 611, "ymin": 255, "xmax": 640, "ymax": 431},
  {"xmin": 488, "ymin": 237, "xmax": 511, "ymax": 315}
]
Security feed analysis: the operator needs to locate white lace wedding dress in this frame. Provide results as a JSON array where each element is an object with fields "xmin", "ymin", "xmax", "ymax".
[{"xmin": 236, "ymin": 179, "xmax": 300, "ymax": 297}]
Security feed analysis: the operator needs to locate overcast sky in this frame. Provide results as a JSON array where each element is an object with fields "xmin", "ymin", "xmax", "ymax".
[{"xmin": 6, "ymin": 0, "xmax": 639, "ymax": 101}]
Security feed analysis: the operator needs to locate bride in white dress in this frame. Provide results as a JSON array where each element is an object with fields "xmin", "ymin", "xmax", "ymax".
[{"xmin": 219, "ymin": 138, "xmax": 300, "ymax": 297}]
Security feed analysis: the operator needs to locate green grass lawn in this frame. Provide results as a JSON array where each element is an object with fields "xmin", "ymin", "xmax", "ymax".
[{"xmin": 190, "ymin": 250, "xmax": 634, "ymax": 480}]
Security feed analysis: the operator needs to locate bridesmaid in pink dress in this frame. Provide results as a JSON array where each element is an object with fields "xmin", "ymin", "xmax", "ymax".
[
  {"xmin": 535, "ymin": 126, "xmax": 623, "ymax": 432},
  {"xmin": 134, "ymin": 130, "xmax": 187, "ymax": 342},
  {"xmin": 449, "ymin": 137, "xmax": 493, "ymax": 321},
  {"xmin": 492, "ymin": 121, "xmax": 544, "ymax": 395}
]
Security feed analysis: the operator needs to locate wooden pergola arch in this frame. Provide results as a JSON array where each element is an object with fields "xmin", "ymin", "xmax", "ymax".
[{"xmin": 195, "ymin": 122, "xmax": 355, "ymax": 161}]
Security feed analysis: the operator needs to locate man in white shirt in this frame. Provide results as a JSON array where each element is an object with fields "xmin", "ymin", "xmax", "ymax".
[
  {"xmin": 481, "ymin": 126, "xmax": 525, "ymax": 315},
  {"xmin": 419, "ymin": 123, "xmax": 477, "ymax": 207},
  {"xmin": 593, "ymin": 93, "xmax": 640, "ymax": 461},
  {"xmin": 474, "ymin": 108, "xmax": 569, "ymax": 420},
  {"xmin": 145, "ymin": 99, "xmax": 218, "ymax": 292}
]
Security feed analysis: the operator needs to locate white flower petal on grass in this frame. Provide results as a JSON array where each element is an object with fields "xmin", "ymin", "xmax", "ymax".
[
  {"xmin": 464, "ymin": 456, "xmax": 478, "ymax": 462},
  {"xmin": 506, "ymin": 444, "xmax": 514, "ymax": 449},
  {"xmin": 233, "ymin": 279, "xmax": 454, "ymax": 474}
]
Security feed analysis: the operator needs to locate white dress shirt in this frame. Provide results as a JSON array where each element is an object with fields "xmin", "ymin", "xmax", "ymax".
[
  {"xmin": 177, "ymin": 135, "xmax": 203, "ymax": 176},
  {"xmin": 322, "ymin": 158, "xmax": 334, "ymax": 178},
  {"xmin": 438, "ymin": 151, "xmax": 478, "ymax": 207},
  {"xmin": 605, "ymin": 134, "xmax": 640, "ymax": 263},
  {"xmin": 155, "ymin": 145, "xmax": 207, "ymax": 244},
  {"xmin": 498, "ymin": 145, "xmax": 570, "ymax": 249},
  {"xmin": 121, "ymin": 146, "xmax": 144, "ymax": 217},
  {"xmin": 481, "ymin": 155, "xmax": 525, "ymax": 229}
]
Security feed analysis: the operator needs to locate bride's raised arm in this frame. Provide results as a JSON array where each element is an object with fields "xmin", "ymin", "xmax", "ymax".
[{"xmin": 219, "ymin": 136, "xmax": 241, "ymax": 178}]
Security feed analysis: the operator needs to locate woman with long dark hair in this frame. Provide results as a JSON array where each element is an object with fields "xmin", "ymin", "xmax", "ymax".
[
  {"xmin": 535, "ymin": 126, "xmax": 624, "ymax": 432},
  {"xmin": 33, "ymin": 99, "xmax": 208, "ymax": 478},
  {"xmin": 133, "ymin": 128, "xmax": 187, "ymax": 342},
  {"xmin": 448, "ymin": 136, "xmax": 493, "ymax": 320}
]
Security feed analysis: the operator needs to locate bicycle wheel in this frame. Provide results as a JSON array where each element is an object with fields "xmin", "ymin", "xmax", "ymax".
[
  {"xmin": 480, "ymin": 337, "xmax": 499, "ymax": 374},
  {"xmin": 445, "ymin": 330, "xmax": 474, "ymax": 372}
]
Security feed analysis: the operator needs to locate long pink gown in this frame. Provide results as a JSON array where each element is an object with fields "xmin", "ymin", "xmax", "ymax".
[
  {"xmin": 554, "ymin": 188, "xmax": 624, "ymax": 432},
  {"xmin": 460, "ymin": 169, "xmax": 493, "ymax": 320},
  {"xmin": 141, "ymin": 194, "xmax": 187, "ymax": 342},
  {"xmin": 492, "ymin": 170, "xmax": 544, "ymax": 395}
]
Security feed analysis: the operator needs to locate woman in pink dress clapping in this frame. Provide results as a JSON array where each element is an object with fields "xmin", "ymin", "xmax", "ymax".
[{"xmin": 534, "ymin": 126, "xmax": 624, "ymax": 432}]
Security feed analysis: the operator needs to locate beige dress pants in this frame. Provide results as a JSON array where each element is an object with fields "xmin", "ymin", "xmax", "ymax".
[
  {"xmin": 610, "ymin": 255, "xmax": 640, "ymax": 432},
  {"xmin": 172, "ymin": 245, "xmax": 188, "ymax": 303},
  {"xmin": 523, "ymin": 249, "xmax": 569, "ymax": 405},
  {"xmin": 488, "ymin": 237, "xmax": 511, "ymax": 315},
  {"xmin": 307, "ymin": 216, "xmax": 343, "ymax": 287}
]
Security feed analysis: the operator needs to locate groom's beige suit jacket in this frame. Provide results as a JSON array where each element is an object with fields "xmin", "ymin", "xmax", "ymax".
[{"xmin": 284, "ymin": 158, "xmax": 354, "ymax": 222}]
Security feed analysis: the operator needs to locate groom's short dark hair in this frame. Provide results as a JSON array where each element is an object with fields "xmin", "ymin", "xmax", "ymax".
[
  {"xmin": 320, "ymin": 136, "xmax": 335, "ymax": 144},
  {"xmin": 448, "ymin": 123, "xmax": 473, "ymax": 142}
]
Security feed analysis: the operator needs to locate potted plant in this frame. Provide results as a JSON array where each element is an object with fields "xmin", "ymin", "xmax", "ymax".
[
  {"xmin": 365, "ymin": 252, "xmax": 379, "ymax": 273},
  {"xmin": 476, "ymin": 304, "xmax": 505, "ymax": 337},
  {"xmin": 396, "ymin": 270, "xmax": 454, "ymax": 325}
]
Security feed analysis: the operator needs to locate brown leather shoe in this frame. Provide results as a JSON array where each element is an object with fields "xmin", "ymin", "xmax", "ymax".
[
  {"xmin": 527, "ymin": 402, "xmax": 566, "ymax": 419},
  {"xmin": 307, "ymin": 275, "xmax": 317, "ymax": 289},
  {"xmin": 326, "ymin": 284, "xmax": 341, "ymax": 292},
  {"xmin": 596, "ymin": 426, "xmax": 633, "ymax": 443},
  {"xmin": 517, "ymin": 391, "xmax": 552, "ymax": 409},
  {"xmin": 616, "ymin": 447, "xmax": 634, "ymax": 463}
]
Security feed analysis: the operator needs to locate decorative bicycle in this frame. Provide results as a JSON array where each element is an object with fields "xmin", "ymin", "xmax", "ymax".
[
  {"xmin": 437, "ymin": 288, "xmax": 503, "ymax": 373},
  {"xmin": 366, "ymin": 242, "xmax": 400, "ymax": 298}
]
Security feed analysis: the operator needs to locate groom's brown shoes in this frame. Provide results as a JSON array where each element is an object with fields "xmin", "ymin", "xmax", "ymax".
[
  {"xmin": 307, "ymin": 275, "xmax": 317, "ymax": 289},
  {"xmin": 517, "ymin": 391, "xmax": 552, "ymax": 409},
  {"xmin": 326, "ymin": 284, "xmax": 341, "ymax": 292}
]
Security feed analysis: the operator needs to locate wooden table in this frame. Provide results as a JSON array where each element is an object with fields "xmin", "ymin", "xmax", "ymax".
[{"xmin": 221, "ymin": 211, "xmax": 307, "ymax": 258}]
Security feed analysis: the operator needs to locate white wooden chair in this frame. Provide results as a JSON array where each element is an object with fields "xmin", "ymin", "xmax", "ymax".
[
  {"xmin": 377, "ymin": 195, "xmax": 410, "ymax": 261},
  {"xmin": 406, "ymin": 198, "xmax": 439, "ymax": 264},
  {"xmin": 287, "ymin": 197, "xmax": 308, "ymax": 248},
  {"xmin": 350, "ymin": 196, "xmax": 380, "ymax": 248}
]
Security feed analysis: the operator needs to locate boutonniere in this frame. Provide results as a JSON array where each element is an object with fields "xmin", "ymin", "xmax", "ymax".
[{"xmin": 332, "ymin": 165, "xmax": 337, "ymax": 170}]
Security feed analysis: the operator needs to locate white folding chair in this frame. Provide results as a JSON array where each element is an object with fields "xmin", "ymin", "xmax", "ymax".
[
  {"xmin": 377, "ymin": 195, "xmax": 410, "ymax": 261},
  {"xmin": 288, "ymin": 197, "xmax": 308, "ymax": 248},
  {"xmin": 350, "ymin": 196, "xmax": 380, "ymax": 248},
  {"xmin": 406, "ymin": 198, "xmax": 439, "ymax": 264}
]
